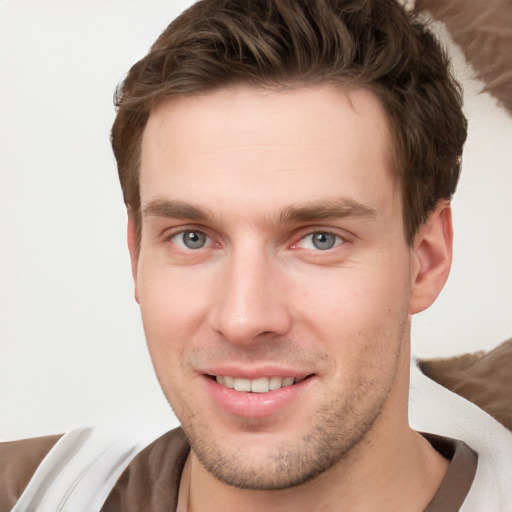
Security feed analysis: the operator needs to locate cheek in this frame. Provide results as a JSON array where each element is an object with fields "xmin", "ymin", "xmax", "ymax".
[
  {"xmin": 138, "ymin": 260, "xmax": 212, "ymax": 321},
  {"xmin": 293, "ymin": 259, "xmax": 411, "ymax": 357},
  {"xmin": 136, "ymin": 265, "xmax": 211, "ymax": 369},
  {"xmin": 297, "ymin": 264, "xmax": 407, "ymax": 322}
]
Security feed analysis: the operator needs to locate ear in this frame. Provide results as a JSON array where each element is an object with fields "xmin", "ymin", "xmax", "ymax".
[
  {"xmin": 409, "ymin": 201, "xmax": 453, "ymax": 315},
  {"xmin": 127, "ymin": 212, "xmax": 140, "ymax": 303}
]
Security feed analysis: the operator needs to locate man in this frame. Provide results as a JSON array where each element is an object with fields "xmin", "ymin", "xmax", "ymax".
[{"xmin": 2, "ymin": 0, "xmax": 511, "ymax": 510}]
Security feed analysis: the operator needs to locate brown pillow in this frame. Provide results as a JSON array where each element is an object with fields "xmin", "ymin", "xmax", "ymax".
[
  {"xmin": 419, "ymin": 339, "xmax": 512, "ymax": 432},
  {"xmin": 415, "ymin": 0, "xmax": 512, "ymax": 115}
]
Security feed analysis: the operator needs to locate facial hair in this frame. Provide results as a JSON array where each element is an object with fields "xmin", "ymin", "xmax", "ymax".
[{"xmin": 170, "ymin": 327, "xmax": 405, "ymax": 491}]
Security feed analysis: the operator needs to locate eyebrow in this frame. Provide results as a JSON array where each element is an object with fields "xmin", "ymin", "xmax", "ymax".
[
  {"xmin": 276, "ymin": 198, "xmax": 377, "ymax": 224},
  {"xmin": 142, "ymin": 197, "xmax": 377, "ymax": 224},
  {"xmin": 143, "ymin": 199, "xmax": 212, "ymax": 221}
]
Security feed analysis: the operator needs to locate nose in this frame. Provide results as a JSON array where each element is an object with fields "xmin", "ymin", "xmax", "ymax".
[{"xmin": 209, "ymin": 246, "xmax": 292, "ymax": 345}]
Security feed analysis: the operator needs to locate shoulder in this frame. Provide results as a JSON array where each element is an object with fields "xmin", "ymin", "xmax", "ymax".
[
  {"xmin": 1, "ymin": 425, "xmax": 187, "ymax": 512},
  {"xmin": 102, "ymin": 427, "xmax": 189, "ymax": 512},
  {"xmin": 0, "ymin": 433, "xmax": 63, "ymax": 512},
  {"xmin": 412, "ymin": 340, "xmax": 512, "ymax": 508}
]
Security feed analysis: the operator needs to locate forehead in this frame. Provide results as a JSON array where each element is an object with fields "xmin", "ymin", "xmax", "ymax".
[{"xmin": 139, "ymin": 85, "xmax": 398, "ymax": 220}]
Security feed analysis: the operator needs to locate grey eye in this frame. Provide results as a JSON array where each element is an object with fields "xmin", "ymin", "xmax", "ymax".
[
  {"xmin": 181, "ymin": 231, "xmax": 207, "ymax": 249},
  {"xmin": 311, "ymin": 232, "xmax": 337, "ymax": 250}
]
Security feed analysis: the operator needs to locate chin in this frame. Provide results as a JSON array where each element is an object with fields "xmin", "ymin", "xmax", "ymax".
[{"xmin": 180, "ymin": 390, "xmax": 387, "ymax": 491}]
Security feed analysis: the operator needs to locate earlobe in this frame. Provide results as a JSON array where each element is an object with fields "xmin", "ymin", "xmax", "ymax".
[
  {"xmin": 127, "ymin": 212, "xmax": 140, "ymax": 303},
  {"xmin": 409, "ymin": 201, "xmax": 453, "ymax": 315}
]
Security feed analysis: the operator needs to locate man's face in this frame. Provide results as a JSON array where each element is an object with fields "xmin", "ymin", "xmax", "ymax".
[{"xmin": 133, "ymin": 85, "xmax": 415, "ymax": 489}]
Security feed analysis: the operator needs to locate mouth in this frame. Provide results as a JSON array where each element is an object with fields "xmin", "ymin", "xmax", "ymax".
[
  {"xmin": 204, "ymin": 371, "xmax": 315, "ymax": 418},
  {"xmin": 210, "ymin": 375, "xmax": 311, "ymax": 393}
]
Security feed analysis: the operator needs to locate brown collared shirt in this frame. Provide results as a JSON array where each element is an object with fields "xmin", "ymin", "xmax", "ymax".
[{"xmin": 0, "ymin": 428, "xmax": 477, "ymax": 512}]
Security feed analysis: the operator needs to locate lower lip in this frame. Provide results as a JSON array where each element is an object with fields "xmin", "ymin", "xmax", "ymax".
[{"xmin": 204, "ymin": 376, "xmax": 312, "ymax": 418}]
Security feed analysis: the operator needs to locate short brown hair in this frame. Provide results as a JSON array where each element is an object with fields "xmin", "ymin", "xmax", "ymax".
[{"xmin": 111, "ymin": 0, "xmax": 467, "ymax": 248}]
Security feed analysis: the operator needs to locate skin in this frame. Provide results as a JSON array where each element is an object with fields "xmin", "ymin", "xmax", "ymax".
[{"xmin": 129, "ymin": 85, "xmax": 453, "ymax": 511}]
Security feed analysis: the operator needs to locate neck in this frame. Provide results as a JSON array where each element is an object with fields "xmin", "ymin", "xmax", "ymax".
[{"xmin": 185, "ymin": 429, "xmax": 448, "ymax": 512}]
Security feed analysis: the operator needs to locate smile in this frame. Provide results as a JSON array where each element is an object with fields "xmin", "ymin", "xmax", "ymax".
[
  {"xmin": 205, "ymin": 372, "xmax": 314, "ymax": 417},
  {"xmin": 214, "ymin": 375, "xmax": 307, "ymax": 393}
]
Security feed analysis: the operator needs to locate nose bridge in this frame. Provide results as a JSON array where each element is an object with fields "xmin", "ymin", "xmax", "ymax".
[{"xmin": 211, "ymin": 240, "xmax": 291, "ymax": 344}]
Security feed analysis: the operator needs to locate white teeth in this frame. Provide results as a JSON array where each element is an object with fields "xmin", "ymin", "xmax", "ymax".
[
  {"xmin": 216, "ymin": 375, "xmax": 302, "ymax": 393},
  {"xmin": 224, "ymin": 376, "xmax": 235, "ymax": 388},
  {"xmin": 269, "ymin": 376, "xmax": 283, "ymax": 390},
  {"xmin": 251, "ymin": 377, "xmax": 269, "ymax": 393},
  {"xmin": 282, "ymin": 377, "xmax": 294, "ymax": 386},
  {"xmin": 234, "ymin": 378, "xmax": 251, "ymax": 392}
]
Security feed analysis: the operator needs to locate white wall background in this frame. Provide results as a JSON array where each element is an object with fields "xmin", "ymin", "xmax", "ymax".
[{"xmin": 1, "ymin": 1, "xmax": 510, "ymax": 441}]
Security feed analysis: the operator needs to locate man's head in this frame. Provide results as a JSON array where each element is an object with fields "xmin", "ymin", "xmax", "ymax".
[
  {"xmin": 112, "ymin": 0, "xmax": 467, "ymax": 253},
  {"xmin": 111, "ymin": 0, "xmax": 465, "ymax": 497}
]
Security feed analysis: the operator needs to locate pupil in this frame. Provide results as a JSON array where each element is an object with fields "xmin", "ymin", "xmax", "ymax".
[
  {"xmin": 183, "ymin": 231, "xmax": 205, "ymax": 249},
  {"xmin": 313, "ymin": 232, "xmax": 335, "ymax": 250}
]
